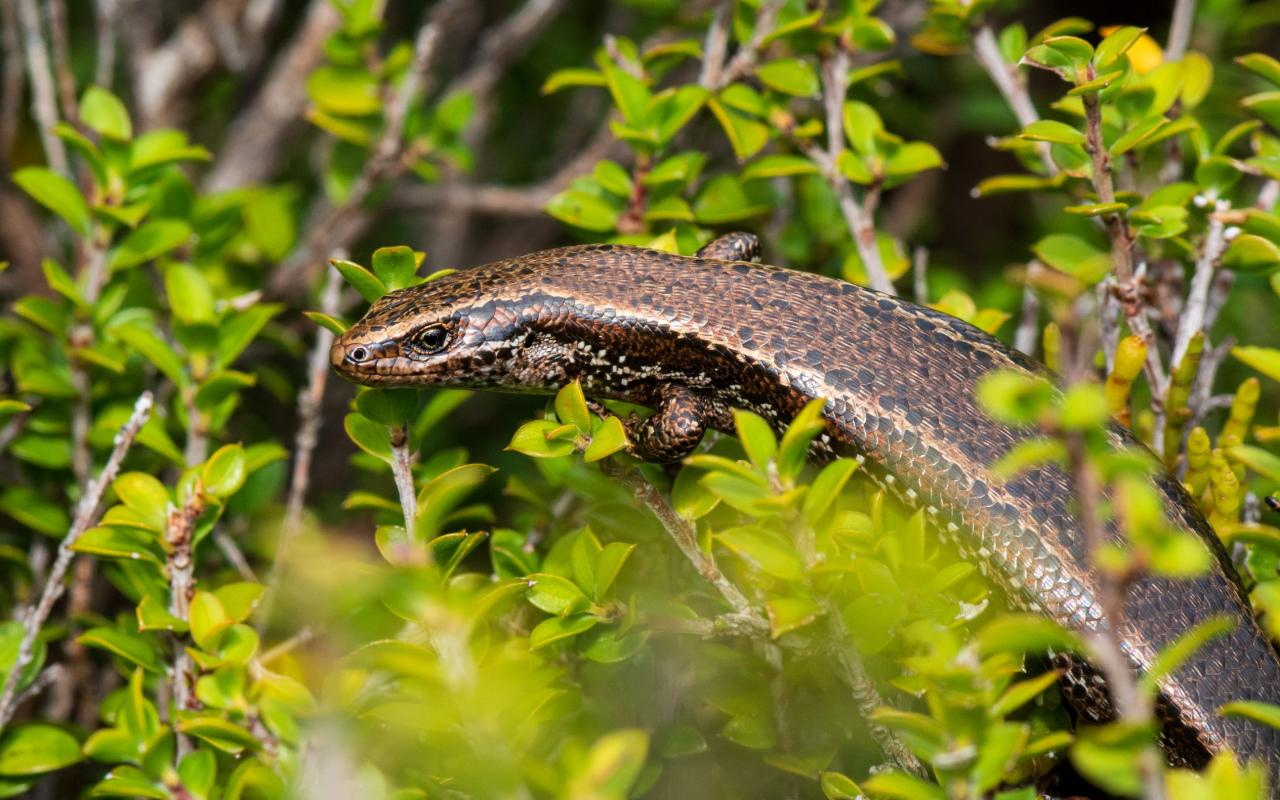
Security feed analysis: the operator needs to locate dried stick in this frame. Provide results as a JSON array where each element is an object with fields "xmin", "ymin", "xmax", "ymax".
[
  {"xmin": 260, "ymin": 266, "xmax": 341, "ymax": 622},
  {"xmin": 166, "ymin": 490, "xmax": 206, "ymax": 756},
  {"xmin": 971, "ymin": 25, "xmax": 1055, "ymax": 176},
  {"xmin": 805, "ymin": 49, "xmax": 895, "ymax": 296},
  {"xmin": 43, "ymin": 0, "xmax": 76, "ymax": 123},
  {"xmin": 94, "ymin": 0, "xmax": 119, "ymax": 88},
  {"xmin": 697, "ymin": 0, "xmax": 731, "ymax": 88},
  {"xmin": 15, "ymin": 0, "xmax": 69, "ymax": 176},
  {"xmin": 1082, "ymin": 89, "xmax": 1166, "ymax": 393},
  {"xmin": 1171, "ymin": 203, "xmax": 1226, "ymax": 367},
  {"xmin": 389, "ymin": 425, "xmax": 418, "ymax": 542},
  {"xmin": 133, "ymin": 2, "xmax": 221, "ymax": 129},
  {"xmin": 202, "ymin": 0, "xmax": 341, "ymax": 191},
  {"xmin": 0, "ymin": 391, "xmax": 153, "ymax": 729},
  {"xmin": 1166, "ymin": 0, "xmax": 1196, "ymax": 62},
  {"xmin": 911, "ymin": 246, "xmax": 929, "ymax": 304},
  {"xmin": 702, "ymin": 0, "xmax": 783, "ymax": 90}
]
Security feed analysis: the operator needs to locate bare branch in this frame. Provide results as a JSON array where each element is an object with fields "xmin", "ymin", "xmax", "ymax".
[
  {"xmin": 166, "ymin": 490, "xmax": 206, "ymax": 756},
  {"xmin": 911, "ymin": 246, "xmax": 929, "ymax": 303},
  {"xmin": 15, "ymin": 0, "xmax": 69, "ymax": 176},
  {"xmin": 697, "ymin": 0, "xmax": 731, "ymax": 88},
  {"xmin": 43, "ymin": 0, "xmax": 76, "ymax": 122},
  {"xmin": 1166, "ymin": 0, "xmax": 1196, "ymax": 62},
  {"xmin": 132, "ymin": 2, "xmax": 224, "ymax": 130},
  {"xmin": 1171, "ymin": 202, "xmax": 1227, "ymax": 367},
  {"xmin": 448, "ymin": 0, "xmax": 568, "ymax": 100},
  {"xmin": 214, "ymin": 530, "xmax": 258, "ymax": 582},
  {"xmin": 815, "ymin": 49, "xmax": 895, "ymax": 296},
  {"xmin": 390, "ymin": 425, "xmax": 418, "ymax": 542},
  {"xmin": 202, "ymin": 0, "xmax": 341, "ymax": 192},
  {"xmin": 260, "ymin": 266, "xmax": 342, "ymax": 622},
  {"xmin": 0, "ymin": 391, "xmax": 153, "ymax": 729},
  {"xmin": 94, "ymin": 0, "xmax": 119, "ymax": 87}
]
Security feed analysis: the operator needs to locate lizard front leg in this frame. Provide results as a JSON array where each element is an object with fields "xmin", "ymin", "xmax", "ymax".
[{"xmin": 588, "ymin": 384, "xmax": 720, "ymax": 463}]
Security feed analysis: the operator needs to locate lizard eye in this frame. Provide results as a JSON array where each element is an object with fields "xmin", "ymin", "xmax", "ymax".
[
  {"xmin": 349, "ymin": 346, "xmax": 369, "ymax": 363},
  {"xmin": 414, "ymin": 324, "xmax": 451, "ymax": 354}
]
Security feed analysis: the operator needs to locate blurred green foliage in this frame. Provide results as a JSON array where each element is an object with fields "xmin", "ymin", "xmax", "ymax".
[{"xmin": 1, "ymin": 0, "xmax": 1280, "ymax": 798}]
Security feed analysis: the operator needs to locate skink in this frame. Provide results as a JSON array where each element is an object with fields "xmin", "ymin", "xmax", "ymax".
[{"xmin": 330, "ymin": 234, "xmax": 1280, "ymax": 781}]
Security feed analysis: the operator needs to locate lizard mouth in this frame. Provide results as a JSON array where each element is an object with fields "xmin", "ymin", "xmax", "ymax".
[{"xmin": 330, "ymin": 338, "xmax": 407, "ymax": 381}]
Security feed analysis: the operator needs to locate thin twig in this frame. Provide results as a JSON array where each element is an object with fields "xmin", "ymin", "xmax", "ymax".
[
  {"xmin": 257, "ymin": 626, "xmax": 315, "ymax": 667},
  {"xmin": 390, "ymin": 425, "xmax": 418, "ymax": 541},
  {"xmin": 971, "ymin": 24, "xmax": 1055, "ymax": 175},
  {"xmin": 1166, "ymin": 0, "xmax": 1196, "ymax": 62},
  {"xmin": 214, "ymin": 530, "xmax": 257, "ymax": 582},
  {"xmin": 15, "ymin": 0, "xmax": 69, "ymax": 176},
  {"xmin": 260, "ymin": 265, "xmax": 342, "ymax": 622},
  {"xmin": 166, "ymin": 490, "xmax": 206, "ymax": 757},
  {"xmin": 94, "ymin": 0, "xmax": 119, "ymax": 87},
  {"xmin": 43, "ymin": 0, "xmax": 76, "ymax": 123},
  {"xmin": 1171, "ymin": 202, "xmax": 1226, "ymax": 367},
  {"xmin": 13, "ymin": 664, "xmax": 64, "ymax": 710},
  {"xmin": 809, "ymin": 48, "xmax": 895, "ymax": 295},
  {"xmin": 0, "ymin": 391, "xmax": 153, "ymax": 729},
  {"xmin": 911, "ymin": 246, "xmax": 929, "ymax": 304},
  {"xmin": 601, "ymin": 462, "xmax": 764, "ymax": 629},
  {"xmin": 697, "ymin": 0, "xmax": 731, "ymax": 88},
  {"xmin": 1082, "ymin": 89, "xmax": 1166, "ymax": 395},
  {"xmin": 710, "ymin": 0, "xmax": 783, "ymax": 89}
]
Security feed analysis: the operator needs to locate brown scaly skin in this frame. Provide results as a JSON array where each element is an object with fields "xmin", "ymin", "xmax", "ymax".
[{"xmin": 331, "ymin": 235, "xmax": 1280, "ymax": 784}]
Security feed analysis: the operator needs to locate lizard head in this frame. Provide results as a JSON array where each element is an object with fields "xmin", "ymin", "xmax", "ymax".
[{"xmin": 329, "ymin": 261, "xmax": 562, "ymax": 390}]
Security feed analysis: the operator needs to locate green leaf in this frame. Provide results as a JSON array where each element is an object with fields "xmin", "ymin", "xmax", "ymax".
[
  {"xmin": 716, "ymin": 525, "xmax": 802, "ymax": 580},
  {"xmin": 80, "ymin": 86, "xmax": 133, "ymax": 141},
  {"xmin": 706, "ymin": 99, "xmax": 769, "ymax": 161},
  {"xmin": 1020, "ymin": 119, "xmax": 1085, "ymax": 145},
  {"xmin": 601, "ymin": 62, "xmax": 651, "ymax": 126},
  {"xmin": 693, "ymin": 174, "xmax": 770, "ymax": 223},
  {"xmin": 777, "ymin": 398, "xmax": 826, "ymax": 483},
  {"xmin": 202, "ymin": 444, "xmax": 247, "ymax": 499},
  {"xmin": 529, "ymin": 614, "xmax": 598, "ymax": 649},
  {"xmin": 733, "ymin": 409, "xmax": 776, "ymax": 472},
  {"xmin": 109, "ymin": 320, "xmax": 189, "ymax": 388},
  {"xmin": 990, "ymin": 670, "xmax": 1063, "ymax": 717},
  {"xmin": 593, "ymin": 542, "xmax": 635, "ymax": 599},
  {"xmin": 507, "ymin": 419, "xmax": 576, "ymax": 458},
  {"xmin": 164, "ymin": 263, "xmax": 214, "ymax": 324},
  {"xmin": 371, "ymin": 245, "xmax": 417, "ymax": 291},
  {"xmin": 190, "ymin": 588, "xmax": 234, "ymax": 652},
  {"xmin": 541, "ymin": 67, "xmax": 607, "ymax": 94},
  {"xmin": 766, "ymin": 596, "xmax": 822, "ymax": 638},
  {"xmin": 307, "ymin": 66, "xmax": 380, "ymax": 115},
  {"xmin": 88, "ymin": 766, "xmax": 169, "ymax": 798},
  {"xmin": 741, "ymin": 155, "xmax": 818, "ymax": 180},
  {"xmin": 545, "ymin": 189, "xmax": 619, "ymax": 232},
  {"xmin": 1238, "ymin": 53, "xmax": 1280, "ymax": 89},
  {"xmin": 216, "ymin": 304, "xmax": 281, "ymax": 370},
  {"xmin": 1233, "ymin": 346, "xmax": 1280, "ymax": 382},
  {"xmin": 1094, "ymin": 26, "xmax": 1146, "ymax": 70},
  {"xmin": 243, "ymin": 188, "xmax": 296, "ymax": 261},
  {"xmin": 136, "ymin": 595, "xmax": 188, "ymax": 633},
  {"xmin": 1140, "ymin": 615, "xmax": 1233, "ymax": 695},
  {"xmin": 1221, "ymin": 700, "xmax": 1280, "ymax": 730},
  {"xmin": 331, "ymin": 258, "xmax": 387, "ymax": 303},
  {"xmin": 110, "ymin": 219, "xmax": 193, "ymax": 271},
  {"xmin": 569, "ymin": 729, "xmax": 649, "ymax": 798},
  {"xmin": 1032, "ymin": 233, "xmax": 1111, "ymax": 284},
  {"xmin": 1227, "ymin": 445, "xmax": 1280, "ymax": 482},
  {"xmin": 0, "ymin": 622, "xmax": 44, "ymax": 695},
  {"xmin": 1222, "ymin": 234, "xmax": 1280, "ymax": 274},
  {"xmin": 976, "ymin": 614, "xmax": 1083, "ymax": 656},
  {"xmin": 861, "ymin": 770, "xmax": 946, "ymax": 800},
  {"xmin": 13, "ymin": 167, "xmax": 91, "ymax": 235},
  {"xmin": 820, "ymin": 771, "xmax": 863, "ymax": 800},
  {"xmin": 884, "ymin": 142, "xmax": 944, "ymax": 179},
  {"xmin": 802, "ymin": 459, "xmax": 859, "ymax": 526},
  {"xmin": 177, "ymin": 750, "xmax": 216, "ymax": 800},
  {"xmin": 0, "ymin": 725, "xmax": 83, "ymax": 776},
  {"xmin": 71, "ymin": 526, "xmax": 164, "ymax": 565},
  {"xmin": 305, "ymin": 311, "xmax": 348, "ymax": 335},
  {"xmin": 113, "ymin": 472, "xmax": 170, "ymax": 532},
  {"xmin": 77, "ymin": 627, "xmax": 164, "ymax": 673},
  {"xmin": 843, "ymin": 101, "xmax": 883, "ymax": 156},
  {"xmin": 756, "ymin": 59, "xmax": 818, "ymax": 96},
  {"xmin": 194, "ymin": 370, "xmax": 256, "ymax": 412},
  {"xmin": 555, "ymin": 380, "xmax": 592, "ymax": 433},
  {"xmin": 593, "ymin": 160, "xmax": 633, "ymax": 197},
  {"xmin": 525, "ymin": 573, "xmax": 588, "ymax": 616},
  {"xmin": 176, "ymin": 716, "xmax": 259, "ymax": 754},
  {"xmin": 356, "ymin": 388, "xmax": 418, "ymax": 426},
  {"xmin": 584, "ymin": 415, "xmax": 628, "ymax": 462},
  {"xmin": 214, "ymin": 582, "xmax": 265, "ymax": 624}
]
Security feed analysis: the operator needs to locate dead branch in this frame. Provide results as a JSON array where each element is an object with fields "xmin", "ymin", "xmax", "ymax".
[{"xmin": 15, "ymin": 0, "xmax": 69, "ymax": 176}]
